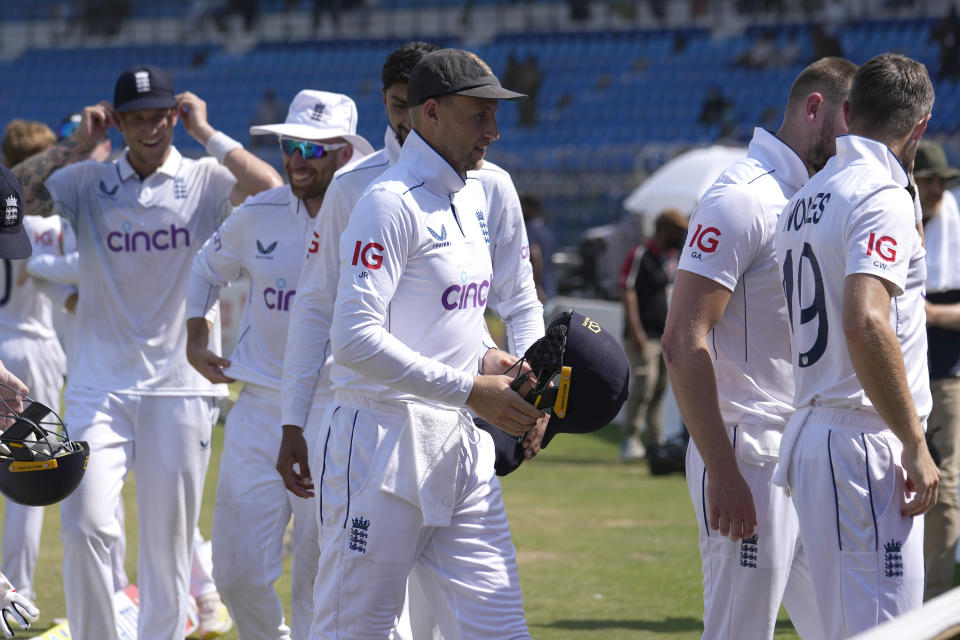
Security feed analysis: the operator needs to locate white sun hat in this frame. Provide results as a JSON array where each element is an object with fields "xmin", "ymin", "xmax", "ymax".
[{"xmin": 250, "ymin": 90, "xmax": 374, "ymax": 157}]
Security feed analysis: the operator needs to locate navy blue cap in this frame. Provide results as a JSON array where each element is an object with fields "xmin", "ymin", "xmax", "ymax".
[
  {"xmin": 521, "ymin": 310, "xmax": 629, "ymax": 448},
  {"xmin": 0, "ymin": 167, "xmax": 32, "ymax": 260},
  {"xmin": 114, "ymin": 64, "xmax": 176, "ymax": 113}
]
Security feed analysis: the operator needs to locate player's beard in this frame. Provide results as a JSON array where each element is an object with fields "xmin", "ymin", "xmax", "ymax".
[{"xmin": 808, "ymin": 121, "xmax": 837, "ymax": 173}]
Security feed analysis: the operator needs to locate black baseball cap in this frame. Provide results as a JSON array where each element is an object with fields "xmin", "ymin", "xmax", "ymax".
[
  {"xmin": 0, "ymin": 167, "xmax": 32, "ymax": 260},
  {"xmin": 406, "ymin": 48, "xmax": 527, "ymax": 106},
  {"xmin": 114, "ymin": 64, "xmax": 176, "ymax": 113}
]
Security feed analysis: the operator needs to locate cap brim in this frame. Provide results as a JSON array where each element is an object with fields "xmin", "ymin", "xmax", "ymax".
[
  {"xmin": 248, "ymin": 124, "xmax": 375, "ymax": 157},
  {"xmin": 456, "ymin": 86, "xmax": 528, "ymax": 101},
  {"xmin": 0, "ymin": 229, "xmax": 33, "ymax": 260},
  {"xmin": 915, "ymin": 168, "xmax": 960, "ymax": 181},
  {"xmin": 114, "ymin": 95, "xmax": 176, "ymax": 113}
]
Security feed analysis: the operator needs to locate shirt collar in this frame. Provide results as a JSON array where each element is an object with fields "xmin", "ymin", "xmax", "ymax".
[
  {"xmin": 748, "ymin": 127, "xmax": 809, "ymax": 193},
  {"xmin": 383, "ymin": 126, "xmax": 402, "ymax": 165},
  {"xmin": 399, "ymin": 130, "xmax": 466, "ymax": 197},
  {"xmin": 835, "ymin": 134, "xmax": 909, "ymax": 187},
  {"xmin": 117, "ymin": 145, "xmax": 182, "ymax": 182}
]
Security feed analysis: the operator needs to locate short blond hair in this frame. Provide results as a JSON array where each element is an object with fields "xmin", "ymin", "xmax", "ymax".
[{"xmin": 2, "ymin": 119, "xmax": 56, "ymax": 167}]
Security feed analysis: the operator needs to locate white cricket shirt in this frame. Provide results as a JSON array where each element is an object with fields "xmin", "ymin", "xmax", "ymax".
[
  {"xmin": 924, "ymin": 189, "xmax": 960, "ymax": 293},
  {"xmin": 280, "ymin": 127, "xmax": 400, "ymax": 425},
  {"xmin": 470, "ymin": 161, "xmax": 543, "ymax": 357},
  {"xmin": 329, "ymin": 130, "xmax": 490, "ymax": 406},
  {"xmin": 186, "ymin": 184, "xmax": 315, "ymax": 391},
  {"xmin": 45, "ymin": 148, "xmax": 234, "ymax": 396},
  {"xmin": 677, "ymin": 128, "xmax": 803, "ymax": 433},
  {"xmin": 0, "ymin": 216, "xmax": 70, "ymax": 340},
  {"xmin": 774, "ymin": 134, "xmax": 931, "ymax": 419}
]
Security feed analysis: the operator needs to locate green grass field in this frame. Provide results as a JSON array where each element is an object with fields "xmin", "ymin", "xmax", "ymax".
[{"xmin": 4, "ymin": 419, "xmax": 802, "ymax": 639}]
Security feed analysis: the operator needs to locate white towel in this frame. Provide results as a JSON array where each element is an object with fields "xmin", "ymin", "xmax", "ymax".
[
  {"xmin": 380, "ymin": 403, "xmax": 466, "ymax": 527},
  {"xmin": 770, "ymin": 404, "xmax": 812, "ymax": 496}
]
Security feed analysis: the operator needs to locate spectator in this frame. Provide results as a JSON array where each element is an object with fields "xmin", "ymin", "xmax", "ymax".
[
  {"xmin": 932, "ymin": 5, "xmax": 960, "ymax": 79},
  {"xmin": 810, "ymin": 22, "xmax": 843, "ymax": 61},
  {"xmin": 521, "ymin": 194, "xmax": 555, "ymax": 302},
  {"xmin": 248, "ymin": 89, "xmax": 287, "ymax": 149},
  {"xmin": 699, "ymin": 86, "xmax": 736, "ymax": 138},
  {"xmin": 915, "ymin": 140, "xmax": 960, "ymax": 600},
  {"xmin": 618, "ymin": 209, "xmax": 687, "ymax": 461},
  {"xmin": 1, "ymin": 120, "xmax": 55, "ymax": 168}
]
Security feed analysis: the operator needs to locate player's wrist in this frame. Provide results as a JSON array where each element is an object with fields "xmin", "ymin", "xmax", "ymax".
[{"xmin": 204, "ymin": 131, "xmax": 241, "ymax": 164}]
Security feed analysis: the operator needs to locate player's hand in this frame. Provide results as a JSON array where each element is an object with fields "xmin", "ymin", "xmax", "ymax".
[
  {"xmin": 466, "ymin": 375, "xmax": 545, "ymax": 437},
  {"xmin": 901, "ymin": 437, "xmax": 940, "ymax": 517},
  {"xmin": 0, "ymin": 573, "xmax": 38, "ymax": 638},
  {"xmin": 276, "ymin": 425, "xmax": 314, "ymax": 498},
  {"xmin": 481, "ymin": 347, "xmax": 520, "ymax": 375},
  {"xmin": 185, "ymin": 347, "xmax": 235, "ymax": 384},
  {"xmin": 706, "ymin": 466, "xmax": 758, "ymax": 541},
  {"xmin": 176, "ymin": 91, "xmax": 216, "ymax": 145},
  {"xmin": 0, "ymin": 363, "xmax": 28, "ymax": 428},
  {"xmin": 74, "ymin": 101, "xmax": 117, "ymax": 150},
  {"xmin": 522, "ymin": 413, "xmax": 548, "ymax": 459}
]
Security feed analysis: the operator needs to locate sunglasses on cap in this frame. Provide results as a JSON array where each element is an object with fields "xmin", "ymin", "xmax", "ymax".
[
  {"xmin": 279, "ymin": 138, "xmax": 347, "ymax": 160},
  {"xmin": 58, "ymin": 118, "xmax": 81, "ymax": 141}
]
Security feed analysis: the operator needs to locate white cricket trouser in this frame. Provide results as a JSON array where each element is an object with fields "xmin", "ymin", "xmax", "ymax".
[
  {"xmin": 60, "ymin": 386, "xmax": 217, "ymax": 640},
  {"xmin": 0, "ymin": 333, "xmax": 66, "ymax": 601},
  {"xmin": 309, "ymin": 397, "xmax": 530, "ymax": 640},
  {"xmin": 212, "ymin": 385, "xmax": 319, "ymax": 640},
  {"xmin": 787, "ymin": 407, "xmax": 924, "ymax": 640},
  {"xmin": 687, "ymin": 426, "xmax": 822, "ymax": 640}
]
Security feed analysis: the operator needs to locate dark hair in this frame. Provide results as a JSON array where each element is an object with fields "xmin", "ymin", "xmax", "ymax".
[
  {"xmin": 786, "ymin": 57, "xmax": 858, "ymax": 113},
  {"xmin": 382, "ymin": 41, "xmax": 440, "ymax": 90},
  {"xmin": 848, "ymin": 53, "xmax": 934, "ymax": 141}
]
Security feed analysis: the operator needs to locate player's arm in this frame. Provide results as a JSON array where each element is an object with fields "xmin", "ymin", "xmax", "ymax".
[
  {"xmin": 662, "ymin": 269, "xmax": 757, "ymax": 540},
  {"xmin": 843, "ymin": 273, "xmax": 939, "ymax": 517},
  {"xmin": 12, "ymin": 102, "xmax": 115, "ymax": 217},
  {"xmin": 184, "ymin": 220, "xmax": 246, "ymax": 384},
  {"xmin": 925, "ymin": 300, "xmax": 960, "ymax": 329},
  {"xmin": 175, "ymin": 91, "xmax": 283, "ymax": 207}
]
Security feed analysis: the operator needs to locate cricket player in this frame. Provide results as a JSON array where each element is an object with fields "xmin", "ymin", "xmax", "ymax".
[
  {"xmin": 0, "ymin": 214, "xmax": 69, "ymax": 603},
  {"xmin": 773, "ymin": 53, "xmax": 940, "ymax": 639},
  {"xmin": 0, "ymin": 166, "xmax": 40, "ymax": 639},
  {"xmin": 307, "ymin": 48, "xmax": 539, "ymax": 639},
  {"xmin": 186, "ymin": 89, "xmax": 371, "ymax": 640},
  {"xmin": 277, "ymin": 42, "xmax": 545, "ymax": 500},
  {"xmin": 662, "ymin": 56, "xmax": 858, "ymax": 639},
  {"xmin": 12, "ymin": 63, "xmax": 282, "ymax": 640}
]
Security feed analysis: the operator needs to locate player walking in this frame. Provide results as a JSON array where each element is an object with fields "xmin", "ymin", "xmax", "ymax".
[
  {"xmin": 12, "ymin": 63, "xmax": 282, "ymax": 640},
  {"xmin": 773, "ymin": 53, "xmax": 939, "ymax": 639},
  {"xmin": 307, "ymin": 48, "xmax": 539, "ymax": 639},
  {"xmin": 662, "ymin": 57, "xmax": 857, "ymax": 639},
  {"xmin": 186, "ymin": 90, "xmax": 370, "ymax": 640}
]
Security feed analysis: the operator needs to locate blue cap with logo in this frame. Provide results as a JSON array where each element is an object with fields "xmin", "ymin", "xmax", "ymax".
[
  {"xmin": 114, "ymin": 64, "xmax": 176, "ymax": 113},
  {"xmin": 0, "ymin": 167, "xmax": 32, "ymax": 260},
  {"xmin": 479, "ymin": 309, "xmax": 629, "ymax": 475}
]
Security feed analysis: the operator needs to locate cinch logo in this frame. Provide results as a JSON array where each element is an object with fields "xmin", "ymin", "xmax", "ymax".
[
  {"xmin": 264, "ymin": 277, "xmax": 295, "ymax": 311},
  {"xmin": 351, "ymin": 241, "xmax": 384, "ymax": 270},
  {"xmin": 442, "ymin": 276, "xmax": 490, "ymax": 310},
  {"xmin": 866, "ymin": 232, "xmax": 897, "ymax": 262},
  {"xmin": 688, "ymin": 224, "xmax": 721, "ymax": 253},
  {"xmin": 107, "ymin": 222, "xmax": 190, "ymax": 252}
]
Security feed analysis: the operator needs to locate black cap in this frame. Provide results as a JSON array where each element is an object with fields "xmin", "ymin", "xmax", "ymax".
[
  {"xmin": 0, "ymin": 167, "xmax": 32, "ymax": 260},
  {"xmin": 519, "ymin": 310, "xmax": 629, "ymax": 448},
  {"xmin": 407, "ymin": 48, "xmax": 527, "ymax": 106},
  {"xmin": 114, "ymin": 64, "xmax": 176, "ymax": 113}
]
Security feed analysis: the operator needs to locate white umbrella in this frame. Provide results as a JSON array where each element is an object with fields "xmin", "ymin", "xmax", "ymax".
[{"xmin": 623, "ymin": 145, "xmax": 747, "ymax": 219}]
